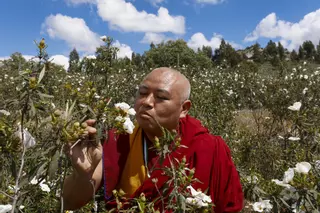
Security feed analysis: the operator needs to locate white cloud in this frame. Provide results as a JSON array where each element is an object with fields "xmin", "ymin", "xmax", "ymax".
[
  {"xmin": 196, "ymin": 0, "xmax": 225, "ymax": 4},
  {"xmin": 64, "ymin": 0, "xmax": 185, "ymax": 34},
  {"xmin": 23, "ymin": 55, "xmax": 40, "ymax": 62},
  {"xmin": 113, "ymin": 40, "xmax": 133, "ymax": 59},
  {"xmin": 82, "ymin": 55, "xmax": 96, "ymax": 60},
  {"xmin": 81, "ymin": 40, "xmax": 133, "ymax": 59},
  {"xmin": 0, "ymin": 56, "xmax": 10, "ymax": 61},
  {"xmin": 187, "ymin": 32, "xmax": 242, "ymax": 51},
  {"xmin": 49, "ymin": 55, "xmax": 69, "ymax": 70},
  {"xmin": 0, "ymin": 55, "xmax": 39, "ymax": 62},
  {"xmin": 147, "ymin": 0, "xmax": 165, "ymax": 7},
  {"xmin": 140, "ymin": 32, "xmax": 168, "ymax": 44},
  {"xmin": 96, "ymin": 0, "xmax": 185, "ymax": 34},
  {"xmin": 244, "ymin": 9, "xmax": 320, "ymax": 50},
  {"xmin": 42, "ymin": 14, "xmax": 102, "ymax": 53}
]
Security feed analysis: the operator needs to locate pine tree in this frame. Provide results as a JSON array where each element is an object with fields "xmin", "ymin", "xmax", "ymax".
[
  {"xmin": 277, "ymin": 42, "xmax": 285, "ymax": 61},
  {"xmin": 290, "ymin": 50, "xmax": 299, "ymax": 61},
  {"xmin": 252, "ymin": 43, "xmax": 263, "ymax": 63},
  {"xmin": 302, "ymin": 40, "xmax": 315, "ymax": 60},
  {"xmin": 298, "ymin": 46, "xmax": 305, "ymax": 60},
  {"xmin": 68, "ymin": 48, "xmax": 80, "ymax": 73},
  {"xmin": 315, "ymin": 41, "xmax": 320, "ymax": 63},
  {"xmin": 264, "ymin": 40, "xmax": 278, "ymax": 59}
]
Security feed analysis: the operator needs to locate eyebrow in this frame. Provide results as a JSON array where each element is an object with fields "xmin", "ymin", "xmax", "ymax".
[{"xmin": 139, "ymin": 85, "xmax": 171, "ymax": 96}]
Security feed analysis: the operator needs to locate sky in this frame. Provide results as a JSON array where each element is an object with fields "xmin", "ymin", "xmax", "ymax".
[{"xmin": 1, "ymin": 0, "xmax": 320, "ymax": 69}]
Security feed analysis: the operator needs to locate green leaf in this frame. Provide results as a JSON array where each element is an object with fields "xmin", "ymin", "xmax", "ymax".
[
  {"xmin": 48, "ymin": 150, "xmax": 60, "ymax": 180},
  {"xmin": 36, "ymin": 162, "xmax": 48, "ymax": 177},
  {"xmin": 38, "ymin": 66, "xmax": 46, "ymax": 84},
  {"xmin": 279, "ymin": 198, "xmax": 291, "ymax": 208}
]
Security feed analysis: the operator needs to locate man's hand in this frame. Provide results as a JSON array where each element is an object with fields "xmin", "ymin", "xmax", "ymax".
[
  {"xmin": 63, "ymin": 119, "xmax": 104, "ymax": 210},
  {"xmin": 64, "ymin": 119, "xmax": 102, "ymax": 178}
]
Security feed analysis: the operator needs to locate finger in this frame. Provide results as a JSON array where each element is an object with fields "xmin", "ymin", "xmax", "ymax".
[
  {"xmin": 85, "ymin": 126, "xmax": 97, "ymax": 135},
  {"xmin": 86, "ymin": 119, "xmax": 96, "ymax": 127}
]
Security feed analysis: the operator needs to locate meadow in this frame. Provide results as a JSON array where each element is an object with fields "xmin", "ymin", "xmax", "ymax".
[{"xmin": 0, "ymin": 38, "xmax": 319, "ymax": 212}]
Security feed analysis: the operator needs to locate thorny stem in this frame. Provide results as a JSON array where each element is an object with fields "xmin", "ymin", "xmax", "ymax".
[
  {"xmin": 154, "ymin": 181, "xmax": 165, "ymax": 213},
  {"xmin": 11, "ymin": 91, "xmax": 29, "ymax": 213}
]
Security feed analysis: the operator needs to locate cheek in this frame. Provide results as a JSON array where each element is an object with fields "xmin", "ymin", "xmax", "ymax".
[
  {"xmin": 156, "ymin": 104, "xmax": 181, "ymax": 121},
  {"xmin": 134, "ymin": 99, "xmax": 143, "ymax": 111}
]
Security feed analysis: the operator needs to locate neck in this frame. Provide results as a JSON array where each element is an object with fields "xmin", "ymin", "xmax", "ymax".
[{"xmin": 144, "ymin": 131, "xmax": 157, "ymax": 143}]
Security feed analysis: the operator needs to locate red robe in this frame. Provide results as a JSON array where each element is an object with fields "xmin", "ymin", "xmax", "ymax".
[{"xmin": 102, "ymin": 115, "xmax": 244, "ymax": 212}]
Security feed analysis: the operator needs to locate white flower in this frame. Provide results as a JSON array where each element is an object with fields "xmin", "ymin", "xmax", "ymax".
[
  {"xmin": 123, "ymin": 117, "xmax": 134, "ymax": 134},
  {"xmin": 272, "ymin": 168, "xmax": 294, "ymax": 188},
  {"xmin": 294, "ymin": 162, "xmax": 311, "ymax": 174},
  {"xmin": 30, "ymin": 176, "xmax": 50, "ymax": 192},
  {"xmin": 15, "ymin": 125, "xmax": 36, "ymax": 148},
  {"xmin": 0, "ymin": 204, "xmax": 12, "ymax": 213},
  {"xmin": 127, "ymin": 108, "xmax": 136, "ymax": 116},
  {"xmin": 115, "ymin": 102, "xmax": 130, "ymax": 111},
  {"xmin": 252, "ymin": 200, "xmax": 273, "ymax": 212},
  {"xmin": 283, "ymin": 168, "xmax": 294, "ymax": 183},
  {"xmin": 0, "ymin": 110, "xmax": 10, "ymax": 116},
  {"xmin": 94, "ymin": 95, "xmax": 101, "ymax": 99},
  {"xmin": 272, "ymin": 179, "xmax": 292, "ymax": 188},
  {"xmin": 40, "ymin": 182, "xmax": 50, "ymax": 192},
  {"xmin": 30, "ymin": 176, "xmax": 38, "ymax": 185},
  {"xmin": 288, "ymin": 102, "xmax": 302, "ymax": 111},
  {"xmin": 115, "ymin": 116, "xmax": 123, "ymax": 122},
  {"xmin": 185, "ymin": 185, "xmax": 212, "ymax": 208},
  {"xmin": 115, "ymin": 102, "xmax": 136, "ymax": 117},
  {"xmin": 302, "ymin": 88, "xmax": 308, "ymax": 95},
  {"xmin": 19, "ymin": 205, "xmax": 25, "ymax": 210},
  {"xmin": 288, "ymin": 137, "xmax": 300, "ymax": 141}
]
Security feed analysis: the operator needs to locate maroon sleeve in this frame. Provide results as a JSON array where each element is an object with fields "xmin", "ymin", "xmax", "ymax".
[{"xmin": 187, "ymin": 134, "xmax": 244, "ymax": 213}]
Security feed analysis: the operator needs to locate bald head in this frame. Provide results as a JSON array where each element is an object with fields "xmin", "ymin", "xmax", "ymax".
[{"xmin": 144, "ymin": 67, "xmax": 191, "ymax": 103}]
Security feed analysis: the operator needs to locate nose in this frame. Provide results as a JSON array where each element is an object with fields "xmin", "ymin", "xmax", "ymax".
[{"xmin": 142, "ymin": 93, "xmax": 155, "ymax": 108}]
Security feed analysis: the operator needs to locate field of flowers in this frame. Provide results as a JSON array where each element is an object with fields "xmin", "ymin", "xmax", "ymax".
[{"xmin": 0, "ymin": 41, "xmax": 319, "ymax": 213}]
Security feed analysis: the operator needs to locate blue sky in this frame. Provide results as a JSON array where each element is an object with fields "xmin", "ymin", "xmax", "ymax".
[{"xmin": 1, "ymin": 0, "xmax": 320, "ymax": 68}]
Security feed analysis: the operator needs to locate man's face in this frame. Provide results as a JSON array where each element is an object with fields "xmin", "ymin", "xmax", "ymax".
[{"xmin": 134, "ymin": 71, "xmax": 185, "ymax": 136}]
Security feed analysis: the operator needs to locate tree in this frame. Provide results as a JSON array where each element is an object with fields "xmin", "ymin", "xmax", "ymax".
[
  {"xmin": 143, "ymin": 39, "xmax": 212, "ymax": 69},
  {"xmin": 290, "ymin": 50, "xmax": 299, "ymax": 61},
  {"xmin": 201, "ymin": 46, "xmax": 213, "ymax": 60},
  {"xmin": 252, "ymin": 43, "xmax": 264, "ymax": 63},
  {"xmin": 213, "ymin": 39, "xmax": 242, "ymax": 67},
  {"xmin": 68, "ymin": 48, "xmax": 80, "ymax": 73},
  {"xmin": 302, "ymin": 40, "xmax": 316, "ymax": 60},
  {"xmin": 131, "ymin": 52, "xmax": 144, "ymax": 67},
  {"xmin": 315, "ymin": 41, "xmax": 320, "ymax": 63},
  {"xmin": 277, "ymin": 42, "xmax": 285, "ymax": 61},
  {"xmin": 298, "ymin": 45, "xmax": 305, "ymax": 60}
]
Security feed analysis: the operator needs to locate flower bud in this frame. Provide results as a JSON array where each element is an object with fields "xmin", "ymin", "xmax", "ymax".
[
  {"xmin": 73, "ymin": 122, "xmax": 80, "ymax": 128},
  {"xmin": 81, "ymin": 122, "xmax": 88, "ymax": 128}
]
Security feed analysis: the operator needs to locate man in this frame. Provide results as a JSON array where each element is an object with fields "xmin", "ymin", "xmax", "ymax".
[{"xmin": 63, "ymin": 67, "xmax": 244, "ymax": 212}]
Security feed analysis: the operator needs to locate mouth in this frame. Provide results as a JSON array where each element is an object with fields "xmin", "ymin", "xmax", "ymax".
[{"xmin": 139, "ymin": 112, "xmax": 152, "ymax": 119}]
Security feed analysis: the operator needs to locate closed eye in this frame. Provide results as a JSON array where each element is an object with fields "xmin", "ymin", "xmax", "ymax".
[{"xmin": 156, "ymin": 96, "xmax": 169, "ymax": 100}]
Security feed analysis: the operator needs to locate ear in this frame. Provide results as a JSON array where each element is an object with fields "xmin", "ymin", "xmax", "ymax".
[{"xmin": 179, "ymin": 100, "xmax": 191, "ymax": 118}]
